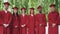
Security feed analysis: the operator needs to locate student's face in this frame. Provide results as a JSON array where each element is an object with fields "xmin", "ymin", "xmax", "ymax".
[
  {"xmin": 22, "ymin": 9, "xmax": 25, "ymax": 14},
  {"xmin": 13, "ymin": 9, "xmax": 18, "ymax": 13},
  {"xmin": 50, "ymin": 7, "xmax": 55, "ymax": 11},
  {"xmin": 30, "ymin": 9, "xmax": 34, "ymax": 14},
  {"xmin": 38, "ymin": 8, "xmax": 42, "ymax": 12},
  {"xmin": 4, "ymin": 4, "xmax": 9, "ymax": 9}
]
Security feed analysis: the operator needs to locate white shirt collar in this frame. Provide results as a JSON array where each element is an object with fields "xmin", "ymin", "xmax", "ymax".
[
  {"xmin": 31, "ymin": 14, "xmax": 33, "ymax": 16},
  {"xmin": 4, "ymin": 9, "xmax": 8, "ymax": 13},
  {"xmin": 3, "ymin": 7, "xmax": 9, "ymax": 13},
  {"xmin": 22, "ymin": 14, "xmax": 25, "ymax": 17}
]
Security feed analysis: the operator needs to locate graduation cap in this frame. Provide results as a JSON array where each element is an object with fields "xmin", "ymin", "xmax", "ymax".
[
  {"xmin": 37, "ymin": 5, "xmax": 42, "ymax": 9},
  {"xmin": 30, "ymin": 7, "xmax": 34, "ymax": 10},
  {"xmin": 4, "ymin": 2, "xmax": 10, "ymax": 5},
  {"xmin": 21, "ymin": 7, "xmax": 26, "ymax": 11},
  {"xmin": 50, "ymin": 4, "xmax": 56, "ymax": 7},
  {"xmin": 12, "ymin": 7, "xmax": 18, "ymax": 10}
]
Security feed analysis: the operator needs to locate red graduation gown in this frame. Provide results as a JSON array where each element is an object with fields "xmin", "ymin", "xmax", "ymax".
[
  {"xmin": 0, "ymin": 11, "xmax": 4, "ymax": 34},
  {"xmin": 19, "ymin": 14, "xmax": 28, "ymax": 34},
  {"xmin": 48, "ymin": 11, "xmax": 59, "ymax": 34},
  {"xmin": 28, "ymin": 15, "xmax": 35, "ymax": 34},
  {"xmin": 12, "ymin": 15, "xmax": 20, "ymax": 34},
  {"xmin": 57, "ymin": 15, "xmax": 60, "ymax": 25},
  {"xmin": 35, "ymin": 13, "xmax": 46, "ymax": 34},
  {"xmin": 0, "ymin": 10, "xmax": 12, "ymax": 34}
]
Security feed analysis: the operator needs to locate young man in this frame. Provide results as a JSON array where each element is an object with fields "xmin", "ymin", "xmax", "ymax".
[
  {"xmin": 12, "ymin": 7, "xmax": 20, "ymax": 34},
  {"xmin": 19, "ymin": 7, "xmax": 28, "ymax": 34},
  {"xmin": 0, "ymin": 2, "xmax": 12, "ymax": 34},
  {"xmin": 48, "ymin": 4, "xmax": 59, "ymax": 34},
  {"xmin": 28, "ymin": 8, "xmax": 35, "ymax": 34},
  {"xmin": 35, "ymin": 5, "xmax": 46, "ymax": 34}
]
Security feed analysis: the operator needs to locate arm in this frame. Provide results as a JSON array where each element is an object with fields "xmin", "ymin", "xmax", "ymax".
[{"xmin": 7, "ymin": 13, "xmax": 12, "ymax": 26}]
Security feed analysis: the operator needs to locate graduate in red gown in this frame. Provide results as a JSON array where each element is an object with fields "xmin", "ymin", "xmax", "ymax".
[
  {"xmin": 35, "ymin": 6, "xmax": 46, "ymax": 34},
  {"xmin": 48, "ymin": 4, "xmax": 59, "ymax": 34},
  {"xmin": 28, "ymin": 8, "xmax": 35, "ymax": 34},
  {"xmin": 19, "ymin": 7, "xmax": 28, "ymax": 34},
  {"xmin": 12, "ymin": 7, "xmax": 20, "ymax": 34},
  {"xmin": 0, "ymin": 2, "xmax": 12, "ymax": 34}
]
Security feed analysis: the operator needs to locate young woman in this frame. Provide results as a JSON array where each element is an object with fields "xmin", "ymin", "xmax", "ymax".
[
  {"xmin": 19, "ymin": 7, "xmax": 28, "ymax": 34},
  {"xmin": 12, "ymin": 7, "xmax": 20, "ymax": 34},
  {"xmin": 28, "ymin": 8, "xmax": 35, "ymax": 34}
]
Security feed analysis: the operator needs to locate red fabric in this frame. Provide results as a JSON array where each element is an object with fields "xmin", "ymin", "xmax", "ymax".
[
  {"xmin": 0, "ymin": 11, "xmax": 4, "ymax": 34},
  {"xmin": 12, "ymin": 15, "xmax": 20, "ymax": 34},
  {"xmin": 19, "ymin": 15, "xmax": 28, "ymax": 34},
  {"xmin": 3, "ymin": 27, "xmax": 10, "ymax": 34},
  {"xmin": 12, "ymin": 28, "xmax": 19, "ymax": 34},
  {"xmin": 0, "ymin": 10, "xmax": 12, "ymax": 24},
  {"xmin": 48, "ymin": 11, "xmax": 59, "ymax": 34},
  {"xmin": 35, "ymin": 13, "xmax": 46, "ymax": 34},
  {"xmin": 0, "ymin": 26, "xmax": 3, "ymax": 34},
  {"xmin": 28, "ymin": 15, "xmax": 35, "ymax": 34},
  {"xmin": 0, "ymin": 14, "xmax": 3, "ymax": 25},
  {"xmin": 57, "ymin": 16, "xmax": 60, "ymax": 25},
  {"xmin": 12, "ymin": 15, "xmax": 19, "ymax": 27},
  {"xmin": 0, "ymin": 10, "xmax": 12, "ymax": 34},
  {"xmin": 20, "ymin": 15, "xmax": 28, "ymax": 25}
]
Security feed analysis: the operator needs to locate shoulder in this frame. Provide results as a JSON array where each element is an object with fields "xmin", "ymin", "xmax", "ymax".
[
  {"xmin": 0, "ymin": 10, "xmax": 4, "ymax": 12},
  {"xmin": 7, "ymin": 11, "xmax": 12, "ymax": 14},
  {"xmin": 0, "ymin": 10, "xmax": 5, "ymax": 14},
  {"xmin": 35, "ymin": 13, "xmax": 39, "ymax": 16},
  {"xmin": 42, "ymin": 13, "xmax": 46, "ymax": 15},
  {"xmin": 48, "ymin": 11, "xmax": 51, "ymax": 14},
  {"xmin": 18, "ymin": 14, "xmax": 22, "ymax": 16},
  {"xmin": 55, "ymin": 11, "xmax": 59, "ymax": 14}
]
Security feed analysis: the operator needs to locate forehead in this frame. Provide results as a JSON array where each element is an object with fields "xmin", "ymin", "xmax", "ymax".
[
  {"xmin": 50, "ymin": 7, "xmax": 55, "ymax": 8},
  {"xmin": 30, "ymin": 9, "xmax": 34, "ymax": 10},
  {"xmin": 4, "ymin": 4, "xmax": 9, "ymax": 6}
]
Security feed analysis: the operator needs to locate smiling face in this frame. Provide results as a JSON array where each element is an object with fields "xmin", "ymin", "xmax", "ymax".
[
  {"xmin": 4, "ymin": 4, "xmax": 9, "ymax": 10},
  {"xmin": 50, "ymin": 7, "xmax": 56, "ymax": 11},
  {"xmin": 13, "ymin": 9, "xmax": 18, "ymax": 14},
  {"xmin": 30, "ymin": 9, "xmax": 34, "ymax": 14},
  {"xmin": 38, "ymin": 8, "xmax": 42, "ymax": 12},
  {"xmin": 21, "ymin": 9, "xmax": 26, "ymax": 14}
]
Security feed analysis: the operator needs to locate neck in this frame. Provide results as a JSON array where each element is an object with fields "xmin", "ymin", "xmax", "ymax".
[
  {"xmin": 39, "ymin": 11, "xmax": 42, "ymax": 13},
  {"xmin": 31, "ymin": 13, "xmax": 34, "ymax": 15},
  {"xmin": 4, "ymin": 8, "xmax": 8, "ymax": 11},
  {"xmin": 22, "ymin": 13, "xmax": 25, "ymax": 15},
  {"xmin": 14, "ymin": 13, "xmax": 17, "ymax": 16},
  {"xmin": 22, "ymin": 13, "xmax": 25, "ymax": 16},
  {"xmin": 31, "ymin": 14, "xmax": 34, "ymax": 16}
]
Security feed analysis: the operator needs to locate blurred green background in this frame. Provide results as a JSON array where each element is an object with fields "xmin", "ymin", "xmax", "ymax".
[{"xmin": 0, "ymin": 0, "xmax": 60, "ymax": 21}]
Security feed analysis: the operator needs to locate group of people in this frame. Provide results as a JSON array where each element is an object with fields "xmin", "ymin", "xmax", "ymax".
[{"xmin": 0, "ymin": 2, "xmax": 60, "ymax": 34}]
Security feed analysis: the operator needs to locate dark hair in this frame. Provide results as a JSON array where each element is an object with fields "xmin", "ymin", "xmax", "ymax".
[
  {"xmin": 13, "ymin": 12, "xmax": 19, "ymax": 17},
  {"xmin": 39, "ymin": 11, "xmax": 42, "ymax": 13}
]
